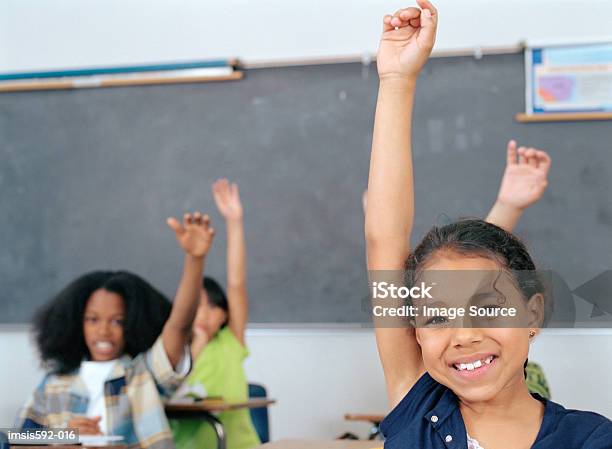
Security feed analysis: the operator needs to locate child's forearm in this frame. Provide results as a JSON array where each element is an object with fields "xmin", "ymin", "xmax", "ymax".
[
  {"xmin": 486, "ymin": 200, "xmax": 524, "ymax": 233},
  {"xmin": 170, "ymin": 255, "xmax": 205, "ymax": 327},
  {"xmin": 226, "ymin": 218, "xmax": 246, "ymax": 288},
  {"xmin": 163, "ymin": 254, "xmax": 205, "ymax": 367},
  {"xmin": 225, "ymin": 218, "xmax": 249, "ymax": 340},
  {"xmin": 366, "ymin": 77, "xmax": 417, "ymax": 268}
]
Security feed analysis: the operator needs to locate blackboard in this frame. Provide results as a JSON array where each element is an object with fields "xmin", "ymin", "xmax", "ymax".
[{"xmin": 1, "ymin": 53, "xmax": 611, "ymax": 324}]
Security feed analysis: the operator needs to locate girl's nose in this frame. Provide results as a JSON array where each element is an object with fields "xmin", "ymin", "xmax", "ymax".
[{"xmin": 450, "ymin": 327, "xmax": 483, "ymax": 348}]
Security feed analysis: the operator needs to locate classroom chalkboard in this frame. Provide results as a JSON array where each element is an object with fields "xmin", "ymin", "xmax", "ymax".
[{"xmin": 1, "ymin": 53, "xmax": 611, "ymax": 324}]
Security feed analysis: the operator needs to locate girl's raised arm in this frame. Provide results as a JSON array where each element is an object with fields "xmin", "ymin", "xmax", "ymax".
[
  {"xmin": 165, "ymin": 212, "xmax": 215, "ymax": 368},
  {"xmin": 212, "ymin": 179, "xmax": 249, "ymax": 346},
  {"xmin": 365, "ymin": 0, "xmax": 437, "ymax": 408}
]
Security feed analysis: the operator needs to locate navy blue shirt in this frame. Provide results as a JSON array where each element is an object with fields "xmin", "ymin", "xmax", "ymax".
[{"xmin": 380, "ymin": 373, "xmax": 612, "ymax": 449}]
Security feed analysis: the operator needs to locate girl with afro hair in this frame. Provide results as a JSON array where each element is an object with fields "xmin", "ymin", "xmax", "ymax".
[{"xmin": 18, "ymin": 211, "xmax": 216, "ymax": 449}]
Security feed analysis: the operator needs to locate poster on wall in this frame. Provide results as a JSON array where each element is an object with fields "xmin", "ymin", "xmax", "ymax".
[{"xmin": 525, "ymin": 42, "xmax": 612, "ymax": 115}]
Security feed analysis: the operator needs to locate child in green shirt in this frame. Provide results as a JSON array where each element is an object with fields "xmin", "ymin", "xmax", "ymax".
[{"xmin": 171, "ymin": 179, "xmax": 260, "ymax": 449}]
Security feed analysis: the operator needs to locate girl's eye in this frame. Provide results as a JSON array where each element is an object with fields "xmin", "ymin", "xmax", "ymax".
[
  {"xmin": 475, "ymin": 304, "xmax": 507, "ymax": 322},
  {"xmin": 482, "ymin": 304, "xmax": 500, "ymax": 312},
  {"xmin": 426, "ymin": 316, "xmax": 448, "ymax": 326},
  {"xmin": 85, "ymin": 316, "xmax": 97, "ymax": 323},
  {"xmin": 111, "ymin": 319, "xmax": 124, "ymax": 327}
]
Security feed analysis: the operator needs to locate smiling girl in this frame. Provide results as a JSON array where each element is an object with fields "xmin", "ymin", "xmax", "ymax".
[
  {"xmin": 365, "ymin": 1, "xmax": 612, "ymax": 448},
  {"xmin": 18, "ymin": 212, "xmax": 215, "ymax": 449}
]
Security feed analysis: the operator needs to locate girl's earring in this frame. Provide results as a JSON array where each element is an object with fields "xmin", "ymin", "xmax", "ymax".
[{"xmin": 528, "ymin": 329, "xmax": 536, "ymax": 338}]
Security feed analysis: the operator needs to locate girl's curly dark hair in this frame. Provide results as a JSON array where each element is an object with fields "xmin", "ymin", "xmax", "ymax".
[
  {"xmin": 405, "ymin": 218, "xmax": 543, "ymax": 300},
  {"xmin": 33, "ymin": 271, "xmax": 171, "ymax": 375}
]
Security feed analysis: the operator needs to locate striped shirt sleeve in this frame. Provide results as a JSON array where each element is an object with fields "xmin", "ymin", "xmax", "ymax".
[{"xmin": 143, "ymin": 336, "xmax": 191, "ymax": 399}]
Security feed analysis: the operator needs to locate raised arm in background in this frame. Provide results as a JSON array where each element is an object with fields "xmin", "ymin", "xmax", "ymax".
[
  {"xmin": 486, "ymin": 140, "xmax": 551, "ymax": 232},
  {"xmin": 213, "ymin": 179, "xmax": 249, "ymax": 346},
  {"xmin": 165, "ymin": 212, "xmax": 215, "ymax": 368}
]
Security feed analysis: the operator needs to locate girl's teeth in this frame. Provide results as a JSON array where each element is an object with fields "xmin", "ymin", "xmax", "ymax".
[{"xmin": 454, "ymin": 356, "xmax": 495, "ymax": 371}]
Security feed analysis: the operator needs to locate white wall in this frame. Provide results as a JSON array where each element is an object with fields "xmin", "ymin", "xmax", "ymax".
[
  {"xmin": 2, "ymin": 327, "xmax": 611, "ymax": 439},
  {"xmin": 1, "ymin": 0, "xmax": 612, "ymax": 72}
]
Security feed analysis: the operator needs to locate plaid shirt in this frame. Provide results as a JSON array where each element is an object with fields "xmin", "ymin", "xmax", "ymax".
[{"xmin": 17, "ymin": 336, "xmax": 189, "ymax": 449}]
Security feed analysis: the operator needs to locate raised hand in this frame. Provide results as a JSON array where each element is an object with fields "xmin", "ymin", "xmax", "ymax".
[
  {"xmin": 167, "ymin": 212, "xmax": 215, "ymax": 259},
  {"xmin": 496, "ymin": 140, "xmax": 551, "ymax": 211},
  {"xmin": 377, "ymin": 0, "xmax": 438, "ymax": 80},
  {"xmin": 212, "ymin": 178, "xmax": 243, "ymax": 221}
]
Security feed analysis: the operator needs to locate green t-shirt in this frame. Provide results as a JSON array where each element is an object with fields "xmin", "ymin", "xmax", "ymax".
[
  {"xmin": 171, "ymin": 327, "xmax": 261, "ymax": 449},
  {"xmin": 526, "ymin": 361, "xmax": 551, "ymax": 399}
]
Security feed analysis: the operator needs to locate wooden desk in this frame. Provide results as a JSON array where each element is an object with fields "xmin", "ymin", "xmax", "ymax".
[
  {"xmin": 166, "ymin": 398, "xmax": 275, "ymax": 413},
  {"xmin": 344, "ymin": 413, "xmax": 385, "ymax": 440},
  {"xmin": 166, "ymin": 398, "xmax": 276, "ymax": 449},
  {"xmin": 257, "ymin": 440, "xmax": 381, "ymax": 449}
]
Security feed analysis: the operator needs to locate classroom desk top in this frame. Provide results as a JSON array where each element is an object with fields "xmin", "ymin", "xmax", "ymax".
[
  {"xmin": 257, "ymin": 440, "xmax": 381, "ymax": 449},
  {"xmin": 344, "ymin": 413, "xmax": 386, "ymax": 424},
  {"xmin": 166, "ymin": 399, "xmax": 276, "ymax": 449},
  {"xmin": 165, "ymin": 398, "xmax": 276, "ymax": 413}
]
